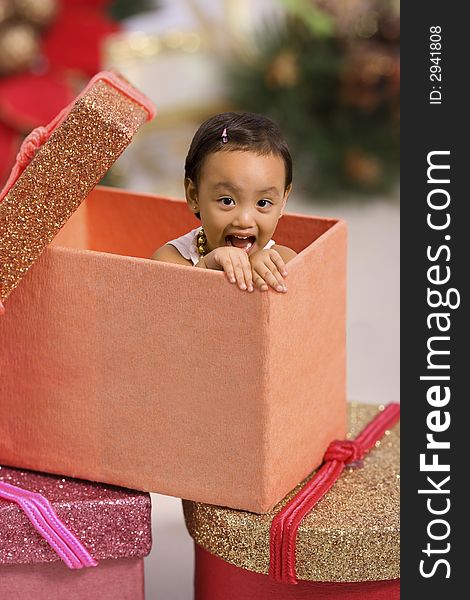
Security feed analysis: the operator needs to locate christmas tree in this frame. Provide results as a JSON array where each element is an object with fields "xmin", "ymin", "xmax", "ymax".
[{"xmin": 228, "ymin": 0, "xmax": 400, "ymax": 198}]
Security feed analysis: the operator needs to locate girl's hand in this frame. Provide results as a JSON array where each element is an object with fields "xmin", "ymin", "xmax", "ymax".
[
  {"xmin": 199, "ymin": 246, "xmax": 254, "ymax": 292},
  {"xmin": 249, "ymin": 249, "xmax": 288, "ymax": 293}
]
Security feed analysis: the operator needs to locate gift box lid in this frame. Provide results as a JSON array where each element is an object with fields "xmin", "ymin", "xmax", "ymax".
[
  {"xmin": 183, "ymin": 403, "xmax": 400, "ymax": 583},
  {"xmin": 0, "ymin": 71, "xmax": 155, "ymax": 304},
  {"xmin": 0, "ymin": 465, "xmax": 152, "ymax": 565}
]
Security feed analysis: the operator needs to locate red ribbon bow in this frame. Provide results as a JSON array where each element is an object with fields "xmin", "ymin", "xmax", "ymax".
[
  {"xmin": 269, "ymin": 403, "xmax": 400, "ymax": 585},
  {"xmin": 324, "ymin": 439, "xmax": 364, "ymax": 463}
]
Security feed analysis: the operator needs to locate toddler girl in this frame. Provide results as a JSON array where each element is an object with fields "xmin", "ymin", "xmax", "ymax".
[{"xmin": 152, "ymin": 112, "xmax": 296, "ymax": 292}]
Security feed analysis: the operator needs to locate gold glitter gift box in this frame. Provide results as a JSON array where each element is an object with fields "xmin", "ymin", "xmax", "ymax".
[
  {"xmin": 183, "ymin": 403, "xmax": 400, "ymax": 600},
  {"xmin": 0, "ymin": 70, "xmax": 155, "ymax": 304},
  {"xmin": 0, "ymin": 74, "xmax": 346, "ymax": 514},
  {"xmin": 0, "ymin": 465, "xmax": 152, "ymax": 599}
]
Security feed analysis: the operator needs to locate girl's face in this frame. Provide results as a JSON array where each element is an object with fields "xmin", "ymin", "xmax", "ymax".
[{"xmin": 185, "ymin": 150, "xmax": 291, "ymax": 255}]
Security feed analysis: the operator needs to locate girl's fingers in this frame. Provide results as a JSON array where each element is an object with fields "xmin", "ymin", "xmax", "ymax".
[
  {"xmin": 244, "ymin": 257, "xmax": 254, "ymax": 292},
  {"xmin": 261, "ymin": 257, "xmax": 287, "ymax": 291},
  {"xmin": 221, "ymin": 257, "xmax": 236, "ymax": 284},
  {"xmin": 218, "ymin": 250, "xmax": 252, "ymax": 291},
  {"xmin": 254, "ymin": 263, "xmax": 287, "ymax": 293},
  {"xmin": 270, "ymin": 251, "xmax": 288, "ymax": 277},
  {"xmin": 268, "ymin": 260, "xmax": 287, "ymax": 289},
  {"xmin": 253, "ymin": 275, "xmax": 269, "ymax": 291},
  {"xmin": 232, "ymin": 255, "xmax": 252, "ymax": 291},
  {"xmin": 239, "ymin": 253, "xmax": 253, "ymax": 292},
  {"xmin": 233, "ymin": 260, "xmax": 247, "ymax": 290},
  {"xmin": 266, "ymin": 269, "xmax": 286, "ymax": 292}
]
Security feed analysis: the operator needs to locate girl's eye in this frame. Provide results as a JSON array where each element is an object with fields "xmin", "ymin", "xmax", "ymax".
[
  {"xmin": 218, "ymin": 196, "xmax": 234, "ymax": 206},
  {"xmin": 257, "ymin": 199, "xmax": 273, "ymax": 208}
]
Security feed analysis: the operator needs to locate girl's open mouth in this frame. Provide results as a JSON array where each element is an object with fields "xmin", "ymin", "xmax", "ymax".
[{"xmin": 225, "ymin": 234, "xmax": 256, "ymax": 252}]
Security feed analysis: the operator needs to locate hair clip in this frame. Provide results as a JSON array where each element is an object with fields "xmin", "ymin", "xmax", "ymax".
[{"xmin": 221, "ymin": 127, "xmax": 228, "ymax": 143}]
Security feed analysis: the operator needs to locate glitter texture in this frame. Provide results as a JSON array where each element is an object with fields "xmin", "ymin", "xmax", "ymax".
[
  {"xmin": 0, "ymin": 466, "xmax": 152, "ymax": 565},
  {"xmin": 0, "ymin": 78, "xmax": 149, "ymax": 303},
  {"xmin": 183, "ymin": 403, "xmax": 400, "ymax": 582}
]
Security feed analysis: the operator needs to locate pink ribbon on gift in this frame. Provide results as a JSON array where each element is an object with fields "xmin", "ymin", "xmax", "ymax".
[
  {"xmin": 0, "ymin": 479, "xmax": 98, "ymax": 569},
  {"xmin": 269, "ymin": 402, "xmax": 400, "ymax": 584}
]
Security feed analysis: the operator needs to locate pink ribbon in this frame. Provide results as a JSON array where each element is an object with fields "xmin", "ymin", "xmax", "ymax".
[{"xmin": 0, "ymin": 480, "xmax": 98, "ymax": 569}]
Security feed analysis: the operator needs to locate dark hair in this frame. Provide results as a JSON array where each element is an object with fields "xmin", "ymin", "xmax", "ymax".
[{"xmin": 185, "ymin": 112, "xmax": 292, "ymax": 219}]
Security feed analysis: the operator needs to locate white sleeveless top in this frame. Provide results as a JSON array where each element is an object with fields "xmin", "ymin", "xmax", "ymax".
[{"xmin": 167, "ymin": 227, "xmax": 276, "ymax": 266}]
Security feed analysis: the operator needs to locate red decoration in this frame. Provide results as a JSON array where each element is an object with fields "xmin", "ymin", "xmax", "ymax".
[
  {"xmin": 0, "ymin": 70, "xmax": 74, "ymax": 131},
  {"xmin": 195, "ymin": 545, "xmax": 400, "ymax": 600},
  {"xmin": 0, "ymin": 0, "xmax": 120, "ymax": 185},
  {"xmin": 41, "ymin": 3, "xmax": 120, "ymax": 76},
  {"xmin": 0, "ymin": 121, "xmax": 20, "ymax": 183}
]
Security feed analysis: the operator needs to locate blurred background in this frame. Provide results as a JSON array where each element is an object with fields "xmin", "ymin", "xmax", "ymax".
[{"xmin": 0, "ymin": 1, "xmax": 399, "ymax": 598}]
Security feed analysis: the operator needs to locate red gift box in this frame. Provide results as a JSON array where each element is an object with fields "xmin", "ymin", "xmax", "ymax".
[
  {"xmin": 194, "ymin": 546, "xmax": 399, "ymax": 600},
  {"xmin": 0, "ymin": 466, "xmax": 152, "ymax": 599},
  {"xmin": 183, "ymin": 403, "xmax": 400, "ymax": 599}
]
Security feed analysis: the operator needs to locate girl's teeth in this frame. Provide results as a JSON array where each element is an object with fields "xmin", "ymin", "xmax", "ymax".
[{"xmin": 226, "ymin": 234, "xmax": 255, "ymax": 251}]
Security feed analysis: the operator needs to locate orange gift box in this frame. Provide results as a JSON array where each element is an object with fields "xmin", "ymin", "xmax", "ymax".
[
  {"xmin": 0, "ymin": 72, "xmax": 347, "ymax": 512},
  {"xmin": 0, "ymin": 184, "xmax": 346, "ymax": 513}
]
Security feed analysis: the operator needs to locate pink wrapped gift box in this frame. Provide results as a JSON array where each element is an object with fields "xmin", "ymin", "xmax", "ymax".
[{"xmin": 0, "ymin": 465, "xmax": 152, "ymax": 599}]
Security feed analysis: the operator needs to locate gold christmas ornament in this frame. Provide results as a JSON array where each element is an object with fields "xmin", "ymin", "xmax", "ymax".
[
  {"xmin": 0, "ymin": 22, "xmax": 40, "ymax": 76},
  {"xmin": 13, "ymin": 0, "xmax": 57, "ymax": 28}
]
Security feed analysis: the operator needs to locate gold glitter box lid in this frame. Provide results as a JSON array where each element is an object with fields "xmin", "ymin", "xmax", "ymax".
[
  {"xmin": 0, "ymin": 71, "xmax": 155, "ymax": 304},
  {"xmin": 183, "ymin": 403, "xmax": 400, "ymax": 583}
]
